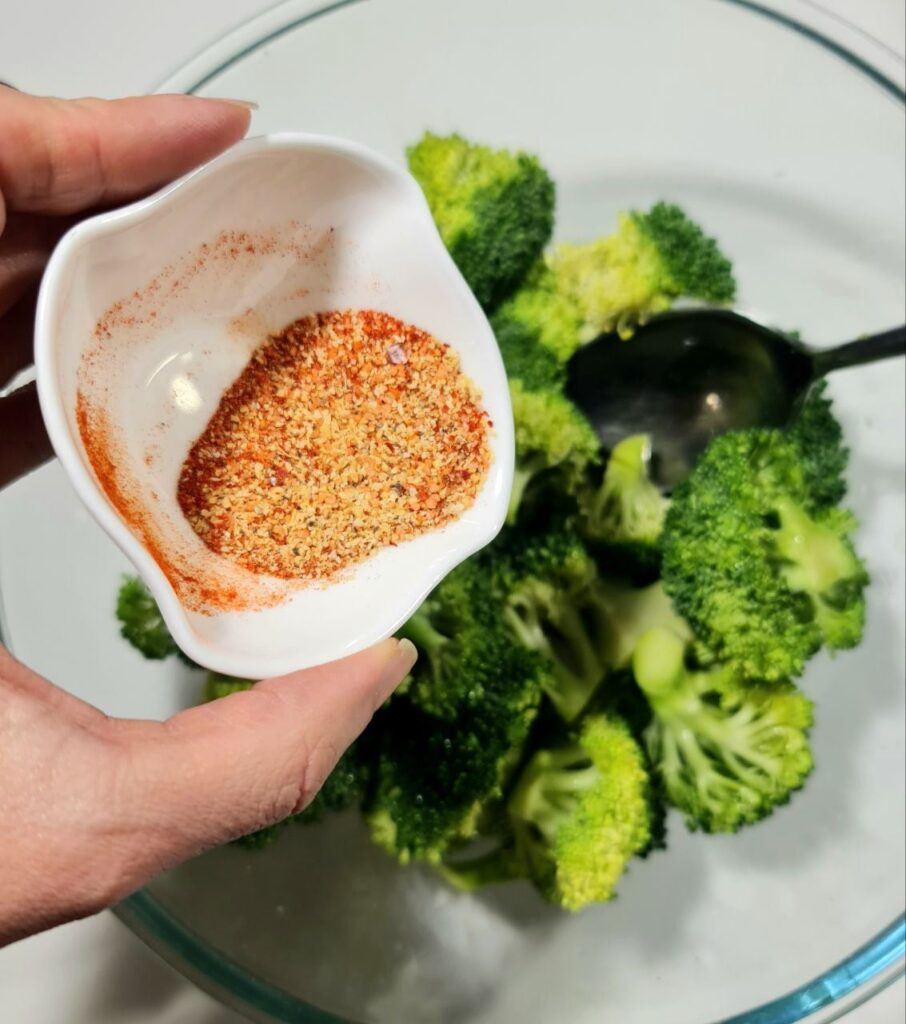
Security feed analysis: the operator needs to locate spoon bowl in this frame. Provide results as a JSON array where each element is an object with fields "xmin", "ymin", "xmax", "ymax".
[
  {"xmin": 35, "ymin": 134, "xmax": 514, "ymax": 677},
  {"xmin": 567, "ymin": 309, "xmax": 905, "ymax": 489}
]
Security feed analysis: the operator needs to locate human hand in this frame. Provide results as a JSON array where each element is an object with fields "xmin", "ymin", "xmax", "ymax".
[
  {"xmin": 0, "ymin": 86, "xmax": 253, "ymax": 486},
  {"xmin": 0, "ymin": 88, "xmax": 419, "ymax": 947},
  {"xmin": 0, "ymin": 638, "xmax": 416, "ymax": 947}
]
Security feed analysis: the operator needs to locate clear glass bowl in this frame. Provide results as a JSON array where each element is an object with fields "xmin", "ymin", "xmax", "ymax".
[{"xmin": 0, "ymin": 1, "xmax": 903, "ymax": 1021}]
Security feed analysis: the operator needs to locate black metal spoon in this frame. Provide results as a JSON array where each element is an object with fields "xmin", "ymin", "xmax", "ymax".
[{"xmin": 566, "ymin": 309, "xmax": 906, "ymax": 490}]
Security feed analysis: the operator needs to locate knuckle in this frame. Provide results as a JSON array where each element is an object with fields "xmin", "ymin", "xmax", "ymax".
[{"xmin": 295, "ymin": 735, "xmax": 342, "ymax": 814}]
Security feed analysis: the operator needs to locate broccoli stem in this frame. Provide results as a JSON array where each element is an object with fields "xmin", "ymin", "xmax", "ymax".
[
  {"xmin": 508, "ymin": 745, "xmax": 598, "ymax": 844},
  {"xmin": 508, "ymin": 456, "xmax": 546, "ymax": 524},
  {"xmin": 398, "ymin": 611, "xmax": 448, "ymax": 677},
  {"xmin": 544, "ymin": 604, "xmax": 606, "ymax": 721},
  {"xmin": 439, "ymin": 845, "xmax": 523, "ymax": 892},
  {"xmin": 633, "ymin": 628, "xmax": 687, "ymax": 699},
  {"xmin": 504, "ymin": 592, "xmax": 602, "ymax": 721},
  {"xmin": 774, "ymin": 498, "xmax": 858, "ymax": 596}
]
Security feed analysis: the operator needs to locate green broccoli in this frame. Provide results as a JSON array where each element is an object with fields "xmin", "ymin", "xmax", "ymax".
[
  {"xmin": 438, "ymin": 840, "xmax": 524, "ymax": 894},
  {"xmin": 202, "ymin": 672, "xmax": 253, "ymax": 701},
  {"xmin": 117, "ymin": 576, "xmax": 177, "ymax": 661},
  {"xmin": 508, "ymin": 380, "xmax": 600, "ymax": 524},
  {"xmin": 492, "ymin": 204, "xmax": 735, "ymax": 369},
  {"xmin": 497, "ymin": 526, "xmax": 611, "ymax": 721},
  {"xmin": 492, "ymin": 261, "xmax": 583, "ymax": 373},
  {"xmin": 788, "ymin": 381, "xmax": 849, "ymax": 509},
  {"xmin": 408, "ymin": 132, "xmax": 555, "ymax": 311},
  {"xmin": 116, "ymin": 576, "xmax": 200, "ymax": 668},
  {"xmin": 577, "ymin": 434, "xmax": 669, "ymax": 569},
  {"xmin": 374, "ymin": 555, "xmax": 549, "ymax": 863},
  {"xmin": 593, "ymin": 579, "xmax": 692, "ymax": 673},
  {"xmin": 662, "ymin": 421, "xmax": 868, "ymax": 681},
  {"xmin": 400, "ymin": 550, "xmax": 556, "ymax": 721},
  {"xmin": 633, "ymin": 628, "xmax": 814, "ymax": 832},
  {"xmin": 549, "ymin": 203, "xmax": 736, "ymax": 341},
  {"xmin": 398, "ymin": 557, "xmax": 497, "ymax": 719},
  {"xmin": 367, "ymin": 660, "xmax": 545, "ymax": 864},
  {"xmin": 507, "ymin": 714, "xmax": 655, "ymax": 910}
]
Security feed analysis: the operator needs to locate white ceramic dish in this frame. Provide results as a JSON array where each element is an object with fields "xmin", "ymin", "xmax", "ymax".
[{"xmin": 34, "ymin": 133, "xmax": 513, "ymax": 678}]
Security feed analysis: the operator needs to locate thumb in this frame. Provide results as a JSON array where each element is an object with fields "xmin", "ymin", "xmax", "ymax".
[
  {"xmin": 107, "ymin": 638, "xmax": 417, "ymax": 890},
  {"xmin": 0, "ymin": 90, "xmax": 253, "ymax": 218}
]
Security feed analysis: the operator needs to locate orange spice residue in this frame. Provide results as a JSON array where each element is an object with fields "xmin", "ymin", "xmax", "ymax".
[
  {"xmin": 177, "ymin": 310, "xmax": 493, "ymax": 582},
  {"xmin": 76, "ymin": 395, "xmax": 247, "ymax": 611}
]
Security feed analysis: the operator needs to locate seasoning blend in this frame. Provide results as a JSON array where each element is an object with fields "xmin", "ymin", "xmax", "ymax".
[{"xmin": 178, "ymin": 310, "xmax": 492, "ymax": 583}]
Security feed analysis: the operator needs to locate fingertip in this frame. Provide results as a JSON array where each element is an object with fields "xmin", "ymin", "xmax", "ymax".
[
  {"xmin": 259, "ymin": 637, "xmax": 417, "ymax": 710},
  {"xmin": 395, "ymin": 638, "xmax": 419, "ymax": 675},
  {"xmin": 153, "ymin": 93, "xmax": 253, "ymax": 143},
  {"xmin": 373, "ymin": 636, "xmax": 418, "ymax": 704}
]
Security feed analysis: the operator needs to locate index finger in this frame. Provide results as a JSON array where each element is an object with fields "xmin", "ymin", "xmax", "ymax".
[{"xmin": 0, "ymin": 89, "xmax": 253, "ymax": 219}]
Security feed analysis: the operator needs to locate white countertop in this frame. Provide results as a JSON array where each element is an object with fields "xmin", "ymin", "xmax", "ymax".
[{"xmin": 0, "ymin": 2, "xmax": 903, "ymax": 1022}]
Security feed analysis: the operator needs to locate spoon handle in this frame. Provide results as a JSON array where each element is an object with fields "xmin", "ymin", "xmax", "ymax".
[{"xmin": 812, "ymin": 325, "xmax": 906, "ymax": 377}]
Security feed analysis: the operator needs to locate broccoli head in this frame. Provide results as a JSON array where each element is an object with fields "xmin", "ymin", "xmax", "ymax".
[
  {"xmin": 633, "ymin": 628, "xmax": 814, "ymax": 832},
  {"xmin": 367, "ymin": 652, "xmax": 545, "ymax": 864},
  {"xmin": 508, "ymin": 380, "xmax": 600, "ymax": 524},
  {"xmin": 662, "ymin": 424, "xmax": 868, "ymax": 681},
  {"xmin": 577, "ymin": 434, "xmax": 669, "ymax": 569},
  {"xmin": 497, "ymin": 526, "xmax": 612, "ymax": 721},
  {"xmin": 507, "ymin": 714, "xmax": 655, "ymax": 910},
  {"xmin": 399, "ymin": 556, "xmax": 498, "ymax": 719},
  {"xmin": 787, "ymin": 381, "xmax": 849, "ymax": 509},
  {"xmin": 400, "ymin": 551, "xmax": 554, "ymax": 723},
  {"xmin": 375, "ymin": 557, "xmax": 548, "ymax": 863},
  {"xmin": 117, "ymin": 577, "xmax": 200, "ymax": 668},
  {"xmin": 492, "ymin": 261, "xmax": 584, "ymax": 372},
  {"xmin": 549, "ymin": 203, "xmax": 736, "ymax": 340},
  {"xmin": 407, "ymin": 132, "xmax": 555, "ymax": 311},
  {"xmin": 116, "ymin": 576, "xmax": 197, "ymax": 665}
]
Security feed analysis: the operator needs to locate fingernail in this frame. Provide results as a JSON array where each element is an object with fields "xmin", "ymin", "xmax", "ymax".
[
  {"xmin": 377, "ymin": 638, "xmax": 418, "ymax": 698},
  {"xmin": 211, "ymin": 98, "xmax": 259, "ymax": 111}
]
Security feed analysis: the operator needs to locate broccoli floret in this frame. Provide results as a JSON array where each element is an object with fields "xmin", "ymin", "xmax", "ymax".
[
  {"xmin": 374, "ymin": 557, "xmax": 548, "ymax": 863},
  {"xmin": 633, "ymin": 628, "xmax": 814, "ymax": 832},
  {"xmin": 492, "ymin": 261, "xmax": 584, "ymax": 372},
  {"xmin": 202, "ymin": 672, "xmax": 253, "ymax": 701},
  {"xmin": 116, "ymin": 576, "xmax": 200, "ymax": 668},
  {"xmin": 577, "ymin": 434, "xmax": 669, "ymax": 569},
  {"xmin": 507, "ymin": 714, "xmax": 654, "ymax": 910},
  {"xmin": 549, "ymin": 203, "xmax": 736, "ymax": 340},
  {"xmin": 497, "ymin": 527, "xmax": 612, "ymax": 721},
  {"xmin": 398, "ymin": 557, "xmax": 500, "ymax": 719},
  {"xmin": 773, "ymin": 499, "xmax": 867, "ymax": 651},
  {"xmin": 367, "ymin": 656, "xmax": 545, "ymax": 864},
  {"xmin": 233, "ymin": 825, "xmax": 285, "ymax": 850},
  {"xmin": 408, "ymin": 132, "xmax": 555, "ymax": 311},
  {"xmin": 401, "ymin": 551, "xmax": 556, "ymax": 719},
  {"xmin": 662, "ymin": 425, "xmax": 868, "ymax": 681},
  {"xmin": 508, "ymin": 380, "xmax": 600, "ymax": 524},
  {"xmin": 788, "ymin": 381, "xmax": 849, "ymax": 509},
  {"xmin": 116, "ymin": 576, "xmax": 177, "ymax": 660}
]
